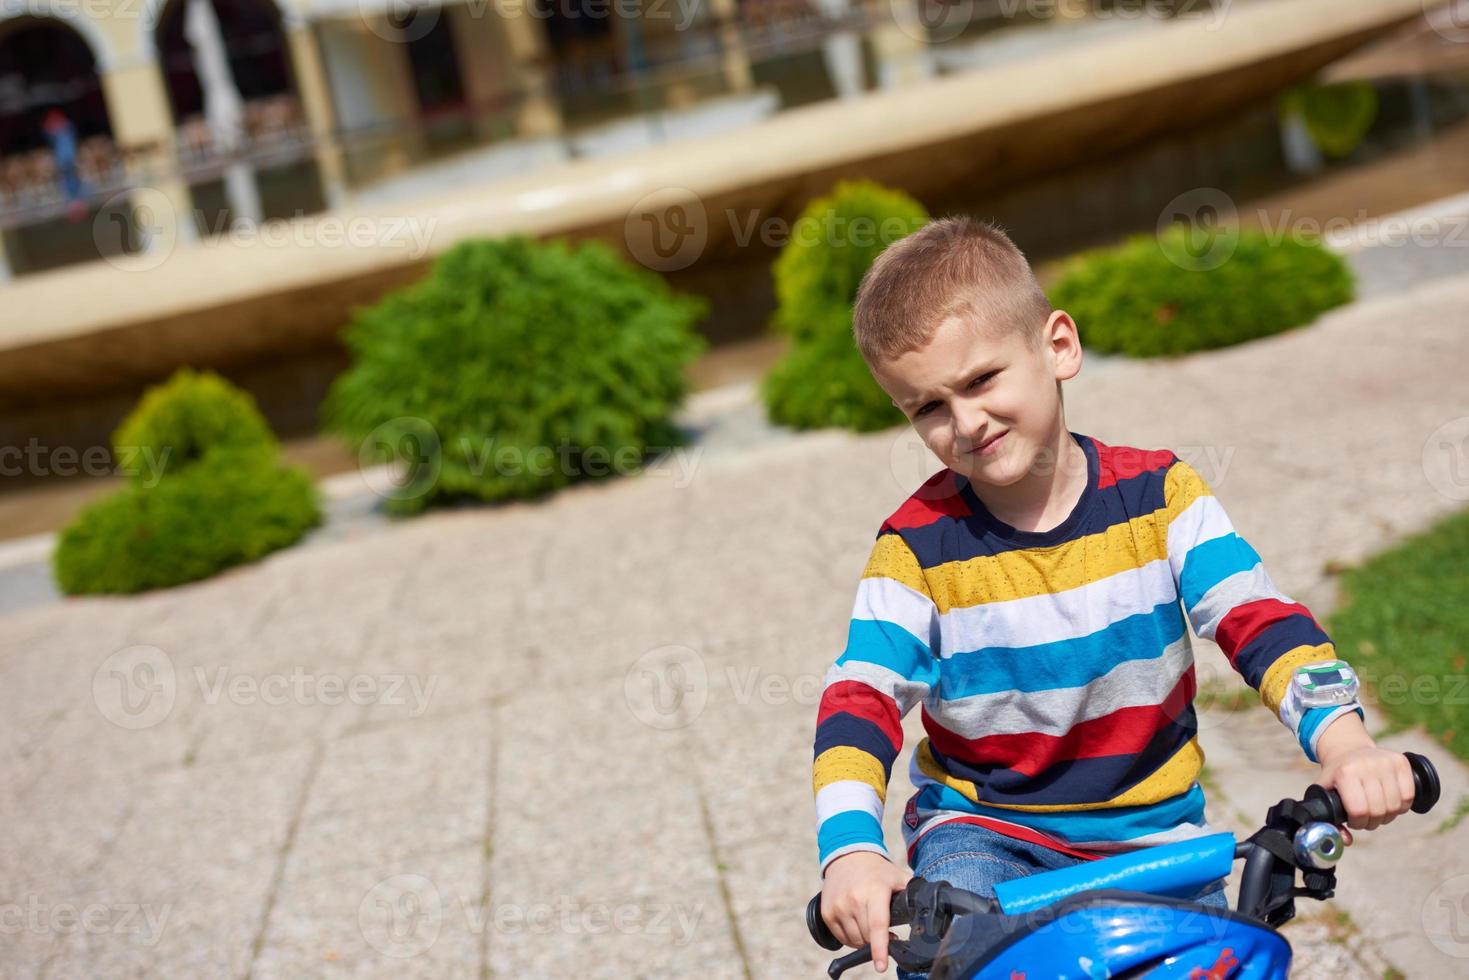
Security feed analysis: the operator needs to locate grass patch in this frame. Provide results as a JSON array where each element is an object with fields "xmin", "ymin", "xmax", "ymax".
[
  {"xmin": 1435, "ymin": 794, "xmax": 1469, "ymax": 835},
  {"xmin": 1327, "ymin": 507, "xmax": 1469, "ymax": 759}
]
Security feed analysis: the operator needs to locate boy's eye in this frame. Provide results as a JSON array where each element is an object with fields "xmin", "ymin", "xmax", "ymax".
[
  {"xmin": 915, "ymin": 401, "xmax": 940, "ymax": 418},
  {"xmin": 970, "ymin": 370, "xmax": 999, "ymax": 389}
]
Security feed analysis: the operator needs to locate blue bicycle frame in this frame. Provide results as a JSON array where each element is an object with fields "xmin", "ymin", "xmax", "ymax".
[{"xmin": 807, "ymin": 752, "xmax": 1441, "ymax": 979}]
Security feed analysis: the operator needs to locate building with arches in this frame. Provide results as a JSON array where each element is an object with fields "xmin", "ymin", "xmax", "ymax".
[{"xmin": 0, "ymin": 0, "xmax": 914, "ymax": 279}]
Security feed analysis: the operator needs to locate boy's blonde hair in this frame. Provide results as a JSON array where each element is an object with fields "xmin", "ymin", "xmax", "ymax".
[{"xmin": 853, "ymin": 216, "xmax": 1053, "ymax": 365}]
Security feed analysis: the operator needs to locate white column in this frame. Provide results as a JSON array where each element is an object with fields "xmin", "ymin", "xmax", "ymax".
[
  {"xmin": 1278, "ymin": 108, "xmax": 1323, "ymax": 176},
  {"xmin": 184, "ymin": 0, "xmax": 263, "ymax": 226},
  {"xmin": 813, "ymin": 0, "xmax": 866, "ymax": 99}
]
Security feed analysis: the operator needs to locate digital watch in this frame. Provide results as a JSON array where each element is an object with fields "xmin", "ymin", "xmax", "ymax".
[{"xmin": 1280, "ymin": 659, "xmax": 1361, "ymax": 735}]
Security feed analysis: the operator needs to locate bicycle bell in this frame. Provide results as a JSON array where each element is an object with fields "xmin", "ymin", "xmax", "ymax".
[{"xmin": 1293, "ymin": 821, "xmax": 1344, "ymax": 870}]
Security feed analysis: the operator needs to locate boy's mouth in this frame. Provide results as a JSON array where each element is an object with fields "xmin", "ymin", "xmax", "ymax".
[{"xmin": 970, "ymin": 430, "xmax": 1008, "ymax": 457}]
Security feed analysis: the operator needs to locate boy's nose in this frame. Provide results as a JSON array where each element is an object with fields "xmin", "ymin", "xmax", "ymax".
[{"xmin": 951, "ymin": 403, "xmax": 988, "ymax": 451}]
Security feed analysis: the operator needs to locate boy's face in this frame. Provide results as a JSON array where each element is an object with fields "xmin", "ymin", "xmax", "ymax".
[{"xmin": 872, "ymin": 310, "xmax": 1082, "ymax": 488}]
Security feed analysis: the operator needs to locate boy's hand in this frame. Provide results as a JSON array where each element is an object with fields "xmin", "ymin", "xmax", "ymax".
[
  {"xmin": 820, "ymin": 851, "xmax": 912, "ymax": 973},
  {"xmin": 1315, "ymin": 714, "xmax": 1415, "ymax": 832}
]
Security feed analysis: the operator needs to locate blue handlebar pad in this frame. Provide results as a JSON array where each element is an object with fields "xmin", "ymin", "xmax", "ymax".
[{"xmin": 992, "ymin": 832, "xmax": 1237, "ymax": 915}]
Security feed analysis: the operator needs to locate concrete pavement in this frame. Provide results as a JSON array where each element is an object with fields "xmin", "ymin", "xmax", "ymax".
[{"xmin": 5, "ymin": 277, "xmax": 1469, "ymax": 977}]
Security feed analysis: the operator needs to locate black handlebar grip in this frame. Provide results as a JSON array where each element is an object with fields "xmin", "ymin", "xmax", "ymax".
[
  {"xmin": 807, "ymin": 882, "xmax": 921, "ymax": 953},
  {"xmin": 1406, "ymin": 752, "xmax": 1441, "ymax": 814},
  {"xmin": 806, "ymin": 894, "xmax": 843, "ymax": 951},
  {"xmin": 1307, "ymin": 752, "xmax": 1441, "ymax": 824}
]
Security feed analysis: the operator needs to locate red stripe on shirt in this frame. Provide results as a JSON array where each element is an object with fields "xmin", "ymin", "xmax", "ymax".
[
  {"xmin": 882, "ymin": 469, "xmax": 972, "ymax": 530},
  {"xmin": 1095, "ymin": 441, "xmax": 1177, "ymax": 490},
  {"xmin": 1215, "ymin": 598, "xmax": 1315, "ymax": 662},
  {"xmin": 921, "ymin": 670, "xmax": 1197, "ymax": 777},
  {"xmin": 817, "ymin": 680, "xmax": 903, "ymax": 750},
  {"xmin": 907, "ymin": 814, "xmax": 1105, "ymax": 863}
]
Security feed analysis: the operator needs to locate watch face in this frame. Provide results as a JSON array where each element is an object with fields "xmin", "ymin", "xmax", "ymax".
[{"xmin": 1295, "ymin": 661, "xmax": 1359, "ymax": 707}]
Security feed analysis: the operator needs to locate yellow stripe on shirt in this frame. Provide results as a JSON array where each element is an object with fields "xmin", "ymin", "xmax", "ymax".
[
  {"xmin": 814, "ymin": 745, "xmax": 889, "ymax": 800},
  {"xmin": 923, "ymin": 511, "xmax": 1172, "ymax": 613}
]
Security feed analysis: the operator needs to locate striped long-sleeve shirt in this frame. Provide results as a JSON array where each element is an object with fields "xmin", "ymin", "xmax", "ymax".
[{"xmin": 812, "ymin": 432, "xmax": 1363, "ymax": 877}]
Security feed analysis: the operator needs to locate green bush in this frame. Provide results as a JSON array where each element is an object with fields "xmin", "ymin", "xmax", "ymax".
[
  {"xmin": 54, "ymin": 450, "xmax": 320, "ymax": 595},
  {"xmin": 1047, "ymin": 228, "xmax": 1354, "ymax": 357},
  {"xmin": 761, "ymin": 309, "xmax": 906, "ymax": 433},
  {"xmin": 324, "ymin": 235, "xmax": 708, "ymax": 513},
  {"xmin": 1280, "ymin": 81, "xmax": 1379, "ymax": 159},
  {"xmin": 771, "ymin": 179, "xmax": 929, "ymax": 342},
  {"xmin": 53, "ymin": 370, "xmax": 321, "ymax": 595},
  {"xmin": 112, "ymin": 368, "xmax": 277, "ymax": 480},
  {"xmin": 761, "ymin": 180, "xmax": 928, "ymax": 431}
]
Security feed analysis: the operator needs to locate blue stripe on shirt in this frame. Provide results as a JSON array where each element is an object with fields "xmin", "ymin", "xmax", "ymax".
[
  {"xmin": 940, "ymin": 599, "xmax": 1187, "ymax": 698},
  {"xmin": 1178, "ymin": 533, "xmax": 1262, "ymax": 612}
]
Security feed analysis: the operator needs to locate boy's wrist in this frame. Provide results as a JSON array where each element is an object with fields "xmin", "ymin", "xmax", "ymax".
[
  {"xmin": 820, "ymin": 843, "xmax": 890, "ymax": 879},
  {"xmin": 1314, "ymin": 709, "xmax": 1374, "ymax": 766}
]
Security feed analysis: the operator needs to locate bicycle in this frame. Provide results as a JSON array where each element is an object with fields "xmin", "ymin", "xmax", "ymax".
[{"xmin": 806, "ymin": 752, "xmax": 1442, "ymax": 979}]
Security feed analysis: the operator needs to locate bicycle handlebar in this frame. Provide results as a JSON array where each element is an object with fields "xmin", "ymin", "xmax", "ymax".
[{"xmin": 806, "ymin": 752, "xmax": 1441, "ymax": 968}]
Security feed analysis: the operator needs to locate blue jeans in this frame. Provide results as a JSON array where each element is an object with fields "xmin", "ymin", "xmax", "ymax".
[{"xmin": 895, "ymin": 822, "xmax": 1230, "ymax": 980}]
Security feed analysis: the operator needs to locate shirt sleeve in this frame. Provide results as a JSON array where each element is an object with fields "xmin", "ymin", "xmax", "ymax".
[
  {"xmin": 813, "ymin": 527, "xmax": 941, "ymax": 877},
  {"xmin": 1162, "ymin": 459, "xmax": 1363, "ymax": 763}
]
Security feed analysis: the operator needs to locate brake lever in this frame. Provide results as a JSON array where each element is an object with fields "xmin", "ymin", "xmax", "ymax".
[{"xmin": 825, "ymin": 945, "xmax": 873, "ymax": 979}]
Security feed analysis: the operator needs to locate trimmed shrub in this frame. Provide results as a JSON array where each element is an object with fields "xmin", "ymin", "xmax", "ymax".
[
  {"xmin": 53, "ymin": 370, "xmax": 321, "ymax": 595},
  {"xmin": 1047, "ymin": 227, "xmax": 1355, "ymax": 357},
  {"xmin": 1280, "ymin": 81, "xmax": 1379, "ymax": 159},
  {"xmin": 761, "ymin": 308, "xmax": 906, "ymax": 433},
  {"xmin": 113, "ymin": 368, "xmax": 277, "ymax": 480},
  {"xmin": 762, "ymin": 180, "xmax": 928, "ymax": 431},
  {"xmin": 54, "ymin": 449, "xmax": 320, "ymax": 595},
  {"xmin": 324, "ymin": 235, "xmax": 708, "ymax": 513},
  {"xmin": 771, "ymin": 179, "xmax": 929, "ymax": 342}
]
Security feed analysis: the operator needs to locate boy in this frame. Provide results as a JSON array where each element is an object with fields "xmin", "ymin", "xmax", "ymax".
[{"xmin": 812, "ymin": 217, "xmax": 1416, "ymax": 977}]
